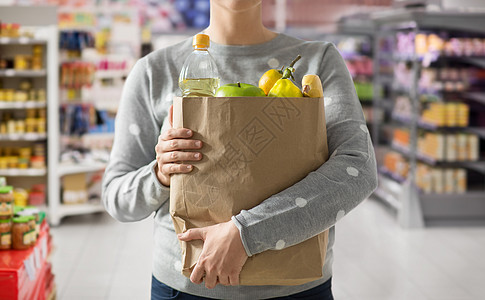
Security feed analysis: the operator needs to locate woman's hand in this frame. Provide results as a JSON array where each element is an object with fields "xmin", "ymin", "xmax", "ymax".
[
  {"xmin": 155, "ymin": 128, "xmax": 203, "ymax": 187},
  {"xmin": 178, "ymin": 221, "xmax": 248, "ymax": 289},
  {"xmin": 155, "ymin": 105, "xmax": 202, "ymax": 187}
]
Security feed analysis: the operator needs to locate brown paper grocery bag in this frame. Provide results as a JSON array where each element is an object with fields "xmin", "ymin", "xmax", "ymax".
[{"xmin": 170, "ymin": 96, "xmax": 329, "ymax": 286}]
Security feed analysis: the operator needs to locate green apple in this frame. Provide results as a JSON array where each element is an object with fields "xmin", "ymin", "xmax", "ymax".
[{"xmin": 215, "ymin": 82, "xmax": 266, "ymax": 97}]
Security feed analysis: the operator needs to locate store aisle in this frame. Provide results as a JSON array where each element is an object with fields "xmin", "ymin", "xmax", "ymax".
[
  {"xmin": 51, "ymin": 212, "xmax": 154, "ymax": 300},
  {"xmin": 50, "ymin": 198, "xmax": 485, "ymax": 300},
  {"xmin": 332, "ymin": 198, "xmax": 485, "ymax": 300}
]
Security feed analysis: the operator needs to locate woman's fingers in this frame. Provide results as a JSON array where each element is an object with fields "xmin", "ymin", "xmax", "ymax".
[
  {"xmin": 160, "ymin": 151, "xmax": 202, "ymax": 163},
  {"xmin": 161, "ymin": 163, "xmax": 193, "ymax": 175},
  {"xmin": 218, "ymin": 276, "xmax": 230, "ymax": 286},
  {"xmin": 158, "ymin": 139, "xmax": 202, "ymax": 152},
  {"xmin": 160, "ymin": 128, "xmax": 193, "ymax": 140},
  {"xmin": 154, "ymin": 127, "xmax": 202, "ymax": 186},
  {"xmin": 204, "ymin": 272, "xmax": 218, "ymax": 289},
  {"xmin": 190, "ymin": 263, "xmax": 205, "ymax": 285},
  {"xmin": 229, "ymin": 273, "xmax": 240, "ymax": 286}
]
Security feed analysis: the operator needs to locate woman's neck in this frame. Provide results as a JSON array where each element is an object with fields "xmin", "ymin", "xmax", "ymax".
[{"xmin": 204, "ymin": 2, "xmax": 277, "ymax": 46}]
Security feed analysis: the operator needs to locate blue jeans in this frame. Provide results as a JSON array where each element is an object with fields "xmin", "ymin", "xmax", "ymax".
[{"xmin": 151, "ymin": 275, "xmax": 333, "ymax": 300}]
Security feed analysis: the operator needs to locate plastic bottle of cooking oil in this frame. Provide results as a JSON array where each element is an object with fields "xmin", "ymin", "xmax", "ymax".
[{"xmin": 179, "ymin": 33, "xmax": 220, "ymax": 97}]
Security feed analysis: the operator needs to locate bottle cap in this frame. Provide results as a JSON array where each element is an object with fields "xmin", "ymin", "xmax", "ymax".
[
  {"xmin": 193, "ymin": 34, "xmax": 210, "ymax": 49},
  {"xmin": 17, "ymin": 210, "xmax": 35, "ymax": 217},
  {"xmin": 0, "ymin": 186, "xmax": 12, "ymax": 194},
  {"xmin": 14, "ymin": 206, "xmax": 24, "ymax": 215}
]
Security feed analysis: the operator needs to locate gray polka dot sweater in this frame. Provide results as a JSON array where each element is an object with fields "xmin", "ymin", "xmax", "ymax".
[{"xmin": 102, "ymin": 33, "xmax": 378, "ymax": 299}]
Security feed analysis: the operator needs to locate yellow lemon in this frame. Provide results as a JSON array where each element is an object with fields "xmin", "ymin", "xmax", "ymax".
[{"xmin": 259, "ymin": 69, "xmax": 283, "ymax": 95}]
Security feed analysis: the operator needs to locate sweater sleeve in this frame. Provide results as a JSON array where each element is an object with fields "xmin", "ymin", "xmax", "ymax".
[
  {"xmin": 101, "ymin": 57, "xmax": 170, "ymax": 222},
  {"xmin": 232, "ymin": 44, "xmax": 378, "ymax": 256}
]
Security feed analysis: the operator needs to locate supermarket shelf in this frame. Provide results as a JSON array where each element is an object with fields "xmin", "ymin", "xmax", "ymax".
[
  {"xmin": 421, "ymin": 191, "xmax": 485, "ymax": 202},
  {"xmin": 420, "ymin": 123, "xmax": 485, "ymax": 137},
  {"xmin": 391, "ymin": 84, "xmax": 464, "ymax": 97},
  {"xmin": 57, "ymin": 201, "xmax": 105, "ymax": 218},
  {"xmin": 374, "ymin": 173, "xmax": 402, "ymax": 211},
  {"xmin": 371, "ymin": 10, "xmax": 485, "ymax": 33},
  {"xmin": 466, "ymin": 127, "xmax": 485, "ymax": 139},
  {"xmin": 337, "ymin": 15, "xmax": 376, "ymax": 36},
  {"xmin": 391, "ymin": 113, "xmax": 416, "ymax": 126},
  {"xmin": 390, "ymin": 55, "xmax": 485, "ymax": 67},
  {"xmin": 460, "ymin": 57, "xmax": 485, "ymax": 68},
  {"xmin": 459, "ymin": 162, "xmax": 485, "ymax": 174},
  {"xmin": 421, "ymin": 192, "xmax": 485, "ymax": 225},
  {"xmin": 83, "ymin": 132, "xmax": 114, "ymax": 139},
  {"xmin": 378, "ymin": 165, "xmax": 406, "ymax": 184},
  {"xmin": 0, "ymin": 37, "xmax": 47, "ymax": 44},
  {"xmin": 378, "ymin": 99, "xmax": 394, "ymax": 112},
  {"xmin": 375, "ymin": 74, "xmax": 394, "ymax": 84},
  {"xmin": 0, "ymin": 69, "xmax": 47, "ymax": 77},
  {"xmin": 372, "ymin": 9, "xmax": 485, "ymax": 228},
  {"xmin": 431, "ymin": 56, "xmax": 485, "ymax": 67},
  {"xmin": 57, "ymin": 162, "xmax": 107, "ymax": 177},
  {"xmin": 374, "ymin": 187, "xmax": 401, "ymax": 210},
  {"xmin": 419, "ymin": 94, "xmax": 442, "ymax": 102},
  {"xmin": 391, "ymin": 113, "xmax": 474, "ymax": 132},
  {"xmin": 417, "ymin": 121, "xmax": 478, "ymax": 133},
  {"xmin": 416, "ymin": 120, "xmax": 446, "ymax": 131},
  {"xmin": 61, "ymin": 132, "xmax": 114, "ymax": 139},
  {"xmin": 59, "ymin": 101, "xmax": 93, "ymax": 107},
  {"xmin": 0, "ymin": 101, "xmax": 47, "ymax": 109},
  {"xmin": 378, "ymin": 169, "xmax": 485, "ymax": 226},
  {"xmin": 0, "ymin": 168, "xmax": 46, "ymax": 176},
  {"xmin": 392, "ymin": 85, "xmax": 412, "ymax": 95},
  {"xmin": 464, "ymin": 92, "xmax": 485, "ymax": 106},
  {"xmin": 57, "ymin": 3, "xmax": 139, "ymax": 13},
  {"xmin": 388, "ymin": 141, "xmax": 427, "ymax": 162},
  {"xmin": 391, "ymin": 142, "xmax": 485, "ymax": 171},
  {"xmin": 377, "ymin": 52, "xmax": 393, "ymax": 61},
  {"xmin": 0, "ymin": 133, "xmax": 47, "ymax": 141},
  {"xmin": 59, "ymin": 25, "xmax": 97, "ymax": 31},
  {"xmin": 95, "ymin": 70, "xmax": 129, "ymax": 79},
  {"xmin": 60, "ymin": 99, "xmax": 94, "ymax": 106},
  {"xmin": 59, "ymin": 58, "xmax": 89, "ymax": 63},
  {"xmin": 391, "ymin": 54, "xmax": 420, "ymax": 62},
  {"xmin": 346, "ymin": 54, "xmax": 373, "ymax": 61}
]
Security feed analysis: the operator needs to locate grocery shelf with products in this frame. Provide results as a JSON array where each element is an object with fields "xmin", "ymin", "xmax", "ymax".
[
  {"xmin": 0, "ymin": 10, "xmax": 57, "ymax": 292},
  {"xmin": 3, "ymin": 1, "xmax": 210, "ymax": 226},
  {"xmin": 371, "ymin": 10, "xmax": 485, "ymax": 227},
  {"xmin": 328, "ymin": 15, "xmax": 381, "ymax": 141},
  {"xmin": 327, "ymin": 34, "xmax": 376, "ymax": 118},
  {"xmin": 49, "ymin": 4, "xmax": 140, "ymax": 225},
  {"xmin": 0, "ymin": 6, "xmax": 57, "ymax": 219}
]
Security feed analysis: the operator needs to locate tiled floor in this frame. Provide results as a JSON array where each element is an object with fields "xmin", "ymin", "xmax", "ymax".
[{"xmin": 50, "ymin": 198, "xmax": 485, "ymax": 300}]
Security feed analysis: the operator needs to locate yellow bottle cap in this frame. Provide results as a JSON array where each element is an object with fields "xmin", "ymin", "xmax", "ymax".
[{"xmin": 193, "ymin": 34, "xmax": 210, "ymax": 49}]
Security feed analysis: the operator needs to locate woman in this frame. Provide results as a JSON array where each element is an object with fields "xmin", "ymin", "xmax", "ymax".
[{"xmin": 102, "ymin": 0, "xmax": 377, "ymax": 299}]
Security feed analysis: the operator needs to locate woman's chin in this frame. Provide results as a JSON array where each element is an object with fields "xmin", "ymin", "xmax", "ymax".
[{"xmin": 212, "ymin": 0, "xmax": 262, "ymax": 13}]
